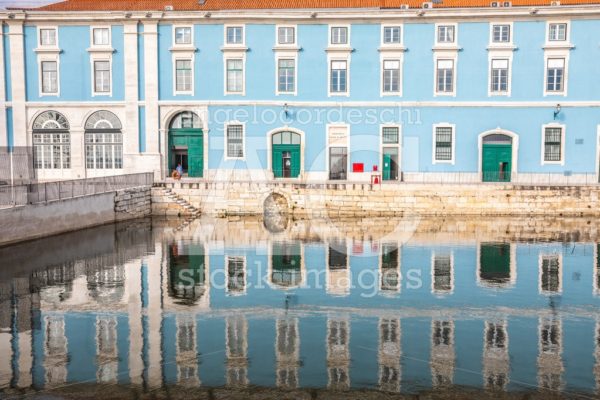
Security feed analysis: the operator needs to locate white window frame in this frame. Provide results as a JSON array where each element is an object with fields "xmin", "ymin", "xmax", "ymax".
[
  {"xmin": 381, "ymin": 25, "xmax": 403, "ymax": 46},
  {"xmin": 326, "ymin": 123, "xmax": 350, "ymax": 182},
  {"xmin": 173, "ymin": 57, "xmax": 194, "ymax": 96},
  {"xmin": 328, "ymin": 57, "xmax": 350, "ymax": 97},
  {"xmin": 432, "ymin": 123, "xmax": 456, "ymax": 165},
  {"xmin": 275, "ymin": 54, "xmax": 297, "ymax": 96},
  {"xmin": 90, "ymin": 26, "xmax": 111, "ymax": 48},
  {"xmin": 543, "ymin": 54, "xmax": 568, "ymax": 96},
  {"xmin": 329, "ymin": 25, "xmax": 350, "ymax": 47},
  {"xmin": 38, "ymin": 56, "xmax": 60, "ymax": 97},
  {"xmin": 276, "ymin": 25, "xmax": 297, "ymax": 46},
  {"xmin": 540, "ymin": 123, "xmax": 566, "ymax": 166},
  {"xmin": 173, "ymin": 25, "xmax": 193, "ymax": 46},
  {"xmin": 488, "ymin": 56, "xmax": 512, "ymax": 97},
  {"xmin": 435, "ymin": 23, "xmax": 457, "ymax": 46},
  {"xmin": 37, "ymin": 26, "xmax": 58, "ymax": 48},
  {"xmin": 90, "ymin": 56, "xmax": 112, "ymax": 97},
  {"xmin": 224, "ymin": 56, "xmax": 246, "ymax": 96},
  {"xmin": 547, "ymin": 21, "xmax": 569, "ymax": 43},
  {"xmin": 225, "ymin": 255, "xmax": 247, "ymax": 296},
  {"xmin": 380, "ymin": 57, "xmax": 402, "ymax": 96},
  {"xmin": 434, "ymin": 55, "xmax": 457, "ymax": 97},
  {"xmin": 490, "ymin": 23, "xmax": 512, "ymax": 45},
  {"xmin": 224, "ymin": 121, "xmax": 246, "ymax": 161},
  {"xmin": 224, "ymin": 24, "xmax": 245, "ymax": 46}
]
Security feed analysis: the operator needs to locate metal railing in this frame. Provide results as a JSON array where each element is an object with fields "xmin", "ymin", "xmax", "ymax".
[{"xmin": 0, "ymin": 172, "xmax": 154, "ymax": 207}]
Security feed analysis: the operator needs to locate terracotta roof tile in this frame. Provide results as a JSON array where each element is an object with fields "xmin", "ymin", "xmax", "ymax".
[{"xmin": 17, "ymin": 0, "xmax": 600, "ymax": 11}]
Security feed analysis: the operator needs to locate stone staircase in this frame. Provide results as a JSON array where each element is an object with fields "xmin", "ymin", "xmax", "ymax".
[{"xmin": 152, "ymin": 186, "xmax": 201, "ymax": 217}]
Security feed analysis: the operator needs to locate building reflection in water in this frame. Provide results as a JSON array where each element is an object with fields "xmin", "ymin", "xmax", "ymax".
[
  {"xmin": 478, "ymin": 243, "xmax": 516, "ymax": 288},
  {"xmin": 483, "ymin": 320, "xmax": 509, "ymax": 390},
  {"xmin": 168, "ymin": 242, "xmax": 207, "ymax": 305},
  {"xmin": 380, "ymin": 244, "xmax": 401, "ymax": 296},
  {"xmin": 595, "ymin": 320, "xmax": 600, "ymax": 393},
  {"xmin": 270, "ymin": 242, "xmax": 303, "ymax": 290},
  {"xmin": 176, "ymin": 314, "xmax": 200, "ymax": 386},
  {"xmin": 430, "ymin": 319, "xmax": 455, "ymax": 388},
  {"xmin": 431, "ymin": 253, "xmax": 453, "ymax": 295},
  {"xmin": 43, "ymin": 315, "xmax": 68, "ymax": 387},
  {"xmin": 378, "ymin": 318, "xmax": 401, "ymax": 392},
  {"xmin": 327, "ymin": 240, "xmax": 350, "ymax": 297},
  {"xmin": 226, "ymin": 256, "xmax": 246, "ymax": 296},
  {"xmin": 537, "ymin": 316, "xmax": 563, "ymax": 391},
  {"xmin": 540, "ymin": 254, "xmax": 562, "ymax": 294},
  {"xmin": 275, "ymin": 318, "xmax": 300, "ymax": 388},
  {"xmin": 96, "ymin": 315, "xmax": 119, "ymax": 383},
  {"xmin": 327, "ymin": 317, "xmax": 350, "ymax": 390},
  {"xmin": 226, "ymin": 315, "xmax": 249, "ymax": 387}
]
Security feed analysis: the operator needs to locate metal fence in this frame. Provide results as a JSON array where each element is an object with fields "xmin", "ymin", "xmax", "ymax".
[{"xmin": 0, "ymin": 173, "xmax": 154, "ymax": 207}]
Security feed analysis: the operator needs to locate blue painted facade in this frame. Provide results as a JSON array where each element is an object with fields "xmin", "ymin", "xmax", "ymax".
[{"xmin": 3, "ymin": 8, "xmax": 600, "ymax": 182}]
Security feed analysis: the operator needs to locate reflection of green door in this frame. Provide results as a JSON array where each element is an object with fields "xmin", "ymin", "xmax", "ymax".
[
  {"xmin": 272, "ymin": 242, "xmax": 302, "ymax": 287},
  {"xmin": 168, "ymin": 128, "xmax": 203, "ymax": 177},
  {"xmin": 482, "ymin": 144, "xmax": 511, "ymax": 182},
  {"xmin": 480, "ymin": 243, "xmax": 510, "ymax": 283},
  {"xmin": 168, "ymin": 243, "xmax": 205, "ymax": 302}
]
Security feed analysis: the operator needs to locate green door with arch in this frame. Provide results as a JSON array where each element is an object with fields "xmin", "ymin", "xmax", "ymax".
[
  {"xmin": 168, "ymin": 111, "xmax": 203, "ymax": 178},
  {"xmin": 482, "ymin": 134, "xmax": 513, "ymax": 182},
  {"xmin": 272, "ymin": 131, "xmax": 301, "ymax": 178}
]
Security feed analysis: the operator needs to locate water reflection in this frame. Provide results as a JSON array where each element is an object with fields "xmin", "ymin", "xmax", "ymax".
[{"xmin": 1, "ymin": 216, "xmax": 600, "ymax": 397}]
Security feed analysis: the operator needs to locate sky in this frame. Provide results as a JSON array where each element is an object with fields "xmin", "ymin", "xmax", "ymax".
[{"xmin": 0, "ymin": 0, "xmax": 58, "ymax": 9}]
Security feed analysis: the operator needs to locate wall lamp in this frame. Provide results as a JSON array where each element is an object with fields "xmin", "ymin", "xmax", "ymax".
[
  {"xmin": 283, "ymin": 103, "xmax": 290, "ymax": 118},
  {"xmin": 553, "ymin": 104, "xmax": 561, "ymax": 120}
]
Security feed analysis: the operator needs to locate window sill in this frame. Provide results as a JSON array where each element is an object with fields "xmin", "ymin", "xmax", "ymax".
[
  {"xmin": 432, "ymin": 45, "xmax": 462, "ymax": 52},
  {"xmin": 543, "ymin": 42, "xmax": 575, "ymax": 50},
  {"xmin": 221, "ymin": 45, "xmax": 248, "ymax": 52},
  {"xmin": 325, "ymin": 46, "xmax": 354, "ymax": 53},
  {"xmin": 86, "ymin": 46, "xmax": 115, "ymax": 54},
  {"xmin": 169, "ymin": 45, "xmax": 197, "ymax": 53},
  {"xmin": 272, "ymin": 45, "xmax": 301, "ymax": 52},
  {"xmin": 34, "ymin": 47, "xmax": 62, "ymax": 54},
  {"xmin": 378, "ymin": 45, "xmax": 407, "ymax": 52},
  {"xmin": 487, "ymin": 44, "xmax": 517, "ymax": 51}
]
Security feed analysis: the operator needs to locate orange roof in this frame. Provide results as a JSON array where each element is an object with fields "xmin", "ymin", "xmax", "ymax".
[{"xmin": 18, "ymin": 0, "xmax": 600, "ymax": 11}]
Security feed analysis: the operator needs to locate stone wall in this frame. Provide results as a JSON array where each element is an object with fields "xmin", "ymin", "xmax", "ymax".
[
  {"xmin": 114, "ymin": 187, "xmax": 152, "ymax": 220},
  {"xmin": 152, "ymin": 181, "xmax": 600, "ymax": 218},
  {"xmin": 0, "ymin": 186, "xmax": 151, "ymax": 246}
]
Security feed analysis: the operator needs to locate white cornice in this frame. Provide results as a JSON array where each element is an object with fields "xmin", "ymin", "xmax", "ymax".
[{"xmin": 7, "ymin": 5, "xmax": 600, "ymax": 23}]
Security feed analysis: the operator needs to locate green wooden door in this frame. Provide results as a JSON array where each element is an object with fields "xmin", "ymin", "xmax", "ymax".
[
  {"xmin": 482, "ymin": 144, "xmax": 512, "ymax": 182},
  {"xmin": 168, "ymin": 129, "xmax": 203, "ymax": 178},
  {"xmin": 272, "ymin": 144, "xmax": 300, "ymax": 178},
  {"xmin": 383, "ymin": 153, "xmax": 392, "ymax": 181}
]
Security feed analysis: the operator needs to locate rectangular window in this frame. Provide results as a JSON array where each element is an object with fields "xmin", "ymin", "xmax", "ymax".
[
  {"xmin": 33, "ymin": 133, "xmax": 70, "ymax": 169},
  {"xmin": 329, "ymin": 147, "xmax": 348, "ymax": 180},
  {"xmin": 278, "ymin": 27, "xmax": 295, "ymax": 45},
  {"xmin": 541, "ymin": 256, "xmax": 560, "ymax": 292},
  {"xmin": 40, "ymin": 28, "xmax": 56, "ymax": 46},
  {"xmin": 92, "ymin": 28, "xmax": 110, "ymax": 46},
  {"xmin": 492, "ymin": 24, "xmax": 511, "ymax": 43},
  {"xmin": 226, "ymin": 59, "xmax": 244, "ymax": 93},
  {"xmin": 546, "ymin": 58, "xmax": 565, "ymax": 92},
  {"xmin": 331, "ymin": 27, "xmax": 348, "ymax": 45},
  {"xmin": 41, "ymin": 61, "xmax": 58, "ymax": 94},
  {"xmin": 433, "ymin": 255, "xmax": 452, "ymax": 292},
  {"xmin": 94, "ymin": 60, "xmax": 111, "ymax": 93},
  {"xmin": 330, "ymin": 60, "xmax": 347, "ymax": 93},
  {"xmin": 85, "ymin": 132, "xmax": 123, "ymax": 169},
  {"xmin": 382, "ymin": 60, "xmax": 401, "ymax": 93},
  {"xmin": 226, "ymin": 26, "xmax": 243, "ymax": 44},
  {"xmin": 436, "ymin": 59, "xmax": 454, "ymax": 94},
  {"xmin": 544, "ymin": 127, "xmax": 563, "ymax": 162},
  {"xmin": 226, "ymin": 124, "xmax": 244, "ymax": 158},
  {"xmin": 383, "ymin": 26, "xmax": 401, "ymax": 44},
  {"xmin": 548, "ymin": 23, "xmax": 567, "ymax": 41},
  {"xmin": 278, "ymin": 59, "xmax": 295, "ymax": 93},
  {"xmin": 437, "ymin": 25, "xmax": 455, "ymax": 43},
  {"xmin": 227, "ymin": 256, "xmax": 245, "ymax": 294},
  {"xmin": 382, "ymin": 127, "xmax": 399, "ymax": 144},
  {"xmin": 435, "ymin": 126, "xmax": 453, "ymax": 162},
  {"xmin": 175, "ymin": 59, "xmax": 192, "ymax": 92},
  {"xmin": 490, "ymin": 59, "xmax": 509, "ymax": 93},
  {"xmin": 175, "ymin": 27, "xmax": 192, "ymax": 45}
]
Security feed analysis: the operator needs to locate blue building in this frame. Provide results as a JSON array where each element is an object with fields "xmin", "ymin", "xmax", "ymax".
[{"xmin": 2, "ymin": 0, "xmax": 600, "ymax": 183}]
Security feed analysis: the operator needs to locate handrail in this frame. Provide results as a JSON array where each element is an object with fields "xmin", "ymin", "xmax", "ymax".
[{"xmin": 0, "ymin": 172, "xmax": 154, "ymax": 207}]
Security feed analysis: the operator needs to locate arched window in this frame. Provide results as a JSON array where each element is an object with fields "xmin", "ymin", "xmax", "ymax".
[
  {"xmin": 272, "ymin": 131, "xmax": 301, "ymax": 145},
  {"xmin": 169, "ymin": 111, "xmax": 201, "ymax": 129},
  {"xmin": 85, "ymin": 111, "xmax": 123, "ymax": 169},
  {"xmin": 32, "ymin": 111, "xmax": 70, "ymax": 169}
]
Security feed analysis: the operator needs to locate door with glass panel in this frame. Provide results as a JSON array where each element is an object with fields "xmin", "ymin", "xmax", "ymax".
[
  {"xmin": 272, "ymin": 131, "xmax": 301, "ymax": 178},
  {"xmin": 329, "ymin": 147, "xmax": 347, "ymax": 180}
]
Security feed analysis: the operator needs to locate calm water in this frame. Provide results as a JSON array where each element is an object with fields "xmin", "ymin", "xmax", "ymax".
[{"xmin": 1, "ymin": 216, "xmax": 600, "ymax": 399}]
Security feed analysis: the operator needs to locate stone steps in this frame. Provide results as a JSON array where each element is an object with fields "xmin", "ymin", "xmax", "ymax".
[{"xmin": 153, "ymin": 187, "xmax": 202, "ymax": 217}]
